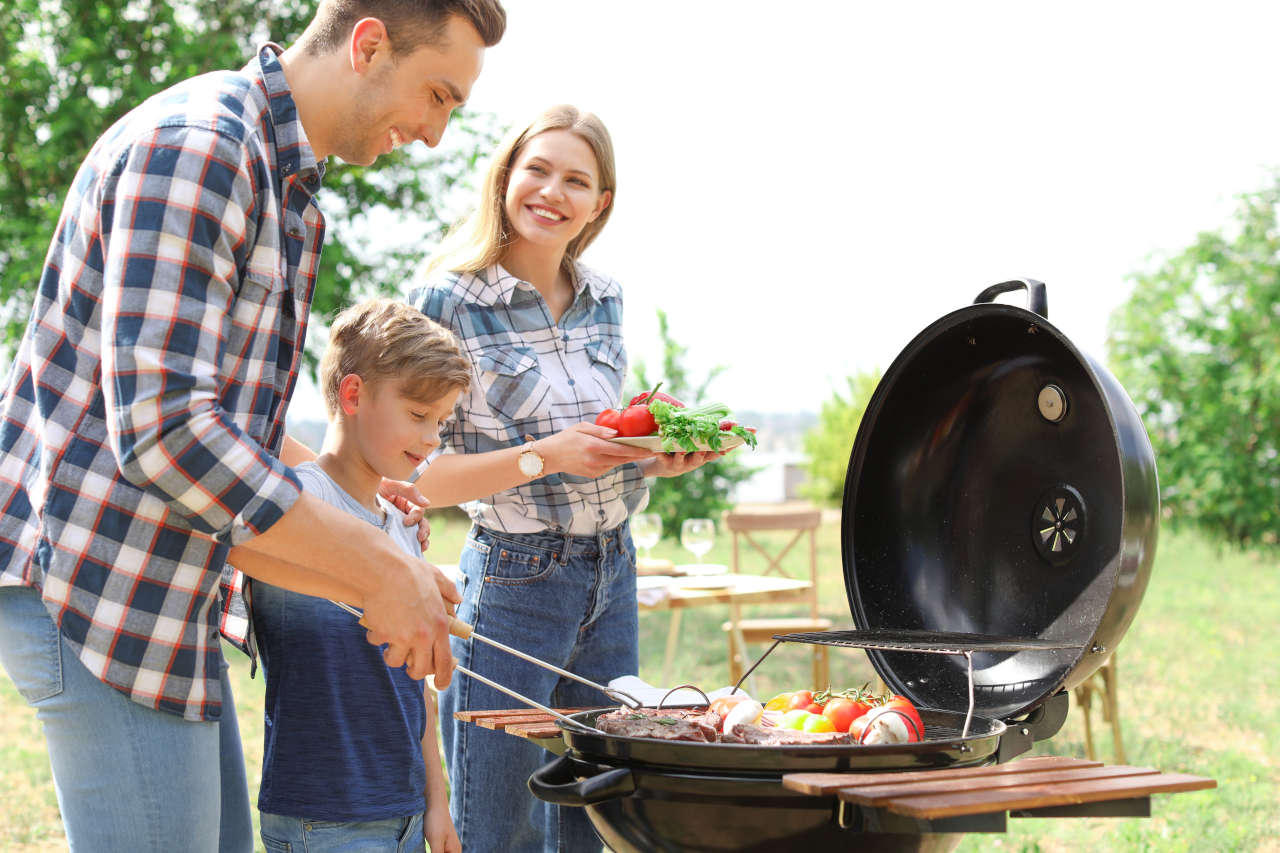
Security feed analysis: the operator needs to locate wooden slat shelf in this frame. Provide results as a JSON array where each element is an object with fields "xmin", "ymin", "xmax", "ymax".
[{"xmin": 783, "ymin": 756, "xmax": 1216, "ymax": 820}]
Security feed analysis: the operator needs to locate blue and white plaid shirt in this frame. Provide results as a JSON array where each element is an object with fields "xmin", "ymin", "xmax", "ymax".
[
  {"xmin": 411, "ymin": 264, "xmax": 648, "ymax": 534},
  {"xmin": 0, "ymin": 46, "xmax": 323, "ymax": 721}
]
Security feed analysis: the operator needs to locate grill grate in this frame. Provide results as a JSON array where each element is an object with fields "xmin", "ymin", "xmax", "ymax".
[
  {"xmin": 774, "ymin": 629, "xmax": 1078, "ymax": 655},
  {"xmin": 736, "ymin": 629, "xmax": 1081, "ymax": 739}
]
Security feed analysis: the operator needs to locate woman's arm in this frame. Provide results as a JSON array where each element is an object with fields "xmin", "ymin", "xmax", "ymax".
[
  {"xmin": 422, "ymin": 687, "xmax": 461, "ymax": 852},
  {"xmin": 415, "ymin": 422, "xmax": 652, "ymax": 507}
]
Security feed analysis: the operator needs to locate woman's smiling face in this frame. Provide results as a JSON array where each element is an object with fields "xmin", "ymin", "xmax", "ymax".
[{"xmin": 503, "ymin": 129, "xmax": 611, "ymax": 253}]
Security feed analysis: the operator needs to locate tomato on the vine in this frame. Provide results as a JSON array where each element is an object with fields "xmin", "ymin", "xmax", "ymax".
[
  {"xmin": 821, "ymin": 697, "xmax": 864, "ymax": 732},
  {"xmin": 785, "ymin": 690, "xmax": 816, "ymax": 712}
]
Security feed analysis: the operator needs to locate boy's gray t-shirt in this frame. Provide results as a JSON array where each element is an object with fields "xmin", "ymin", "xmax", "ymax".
[
  {"xmin": 252, "ymin": 460, "xmax": 429, "ymax": 821},
  {"xmin": 293, "ymin": 461, "xmax": 421, "ymax": 558}
]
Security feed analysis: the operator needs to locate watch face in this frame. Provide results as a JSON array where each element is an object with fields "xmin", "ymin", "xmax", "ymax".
[{"xmin": 519, "ymin": 451, "xmax": 543, "ymax": 477}]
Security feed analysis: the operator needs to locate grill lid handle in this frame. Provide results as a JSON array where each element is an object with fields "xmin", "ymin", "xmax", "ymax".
[{"xmin": 973, "ymin": 278, "xmax": 1048, "ymax": 319}]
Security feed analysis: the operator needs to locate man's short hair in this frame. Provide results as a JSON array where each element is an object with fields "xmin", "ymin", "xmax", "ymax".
[
  {"xmin": 321, "ymin": 298, "xmax": 471, "ymax": 416},
  {"xmin": 305, "ymin": 0, "xmax": 506, "ymax": 56}
]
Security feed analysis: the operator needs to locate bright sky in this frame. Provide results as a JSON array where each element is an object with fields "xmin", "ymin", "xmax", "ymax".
[{"xmin": 295, "ymin": 1, "xmax": 1280, "ymax": 421}]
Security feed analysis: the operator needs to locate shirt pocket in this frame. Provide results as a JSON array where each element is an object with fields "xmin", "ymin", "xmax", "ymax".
[
  {"xmin": 222, "ymin": 271, "xmax": 290, "ymax": 441},
  {"xmin": 474, "ymin": 345, "xmax": 547, "ymax": 422},
  {"xmin": 584, "ymin": 336, "xmax": 626, "ymax": 406}
]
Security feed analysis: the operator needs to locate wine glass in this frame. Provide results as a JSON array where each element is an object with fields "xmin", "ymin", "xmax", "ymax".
[
  {"xmin": 631, "ymin": 513, "xmax": 662, "ymax": 557},
  {"xmin": 680, "ymin": 518, "xmax": 715, "ymax": 565}
]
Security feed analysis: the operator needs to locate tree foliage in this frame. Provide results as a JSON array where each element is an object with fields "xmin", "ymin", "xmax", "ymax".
[
  {"xmin": 1108, "ymin": 178, "xmax": 1280, "ymax": 550},
  {"xmin": 0, "ymin": 0, "xmax": 499, "ymax": 373},
  {"xmin": 800, "ymin": 370, "xmax": 881, "ymax": 506},
  {"xmin": 631, "ymin": 309, "xmax": 758, "ymax": 539}
]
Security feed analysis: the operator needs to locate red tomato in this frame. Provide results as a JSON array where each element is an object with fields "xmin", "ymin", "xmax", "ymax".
[
  {"xmin": 785, "ymin": 690, "xmax": 815, "ymax": 712},
  {"xmin": 617, "ymin": 405, "xmax": 658, "ymax": 436},
  {"xmin": 804, "ymin": 702, "xmax": 825, "ymax": 715},
  {"xmin": 628, "ymin": 391, "xmax": 685, "ymax": 408},
  {"xmin": 822, "ymin": 697, "xmax": 864, "ymax": 732},
  {"xmin": 719, "ymin": 419, "xmax": 737, "ymax": 431},
  {"xmin": 594, "ymin": 408, "xmax": 621, "ymax": 430}
]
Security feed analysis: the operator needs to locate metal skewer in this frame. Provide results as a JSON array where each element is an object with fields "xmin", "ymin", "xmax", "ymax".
[{"xmin": 329, "ymin": 599, "xmax": 642, "ymax": 710}]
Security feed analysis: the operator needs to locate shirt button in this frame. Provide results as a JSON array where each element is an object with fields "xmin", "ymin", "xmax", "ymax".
[
  {"xmin": 562, "ymin": 334, "xmax": 569, "ymax": 343},
  {"xmin": 568, "ymin": 378, "xmax": 575, "ymax": 386}
]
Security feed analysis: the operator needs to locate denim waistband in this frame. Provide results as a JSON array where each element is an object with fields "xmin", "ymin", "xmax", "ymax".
[{"xmin": 472, "ymin": 522, "xmax": 629, "ymax": 562}]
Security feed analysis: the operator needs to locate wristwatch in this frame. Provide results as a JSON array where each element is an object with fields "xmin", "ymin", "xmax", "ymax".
[{"xmin": 517, "ymin": 435, "xmax": 545, "ymax": 478}]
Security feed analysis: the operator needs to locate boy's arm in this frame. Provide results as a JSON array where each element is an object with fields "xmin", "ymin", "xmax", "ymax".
[{"xmin": 421, "ymin": 686, "xmax": 461, "ymax": 852}]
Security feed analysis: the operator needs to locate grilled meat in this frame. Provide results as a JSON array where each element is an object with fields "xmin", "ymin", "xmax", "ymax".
[
  {"xmin": 596, "ymin": 707, "xmax": 723, "ymax": 742},
  {"xmin": 721, "ymin": 723, "xmax": 853, "ymax": 745}
]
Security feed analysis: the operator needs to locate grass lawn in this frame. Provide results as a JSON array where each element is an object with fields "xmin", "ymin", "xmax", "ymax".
[{"xmin": 0, "ymin": 512, "xmax": 1271, "ymax": 851}]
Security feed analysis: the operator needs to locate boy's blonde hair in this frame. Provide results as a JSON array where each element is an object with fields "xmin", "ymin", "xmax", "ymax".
[
  {"xmin": 320, "ymin": 298, "xmax": 470, "ymax": 416},
  {"xmin": 421, "ymin": 104, "xmax": 616, "ymax": 281}
]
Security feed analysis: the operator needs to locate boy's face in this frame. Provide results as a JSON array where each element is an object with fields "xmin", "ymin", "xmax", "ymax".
[{"xmin": 354, "ymin": 379, "xmax": 461, "ymax": 483}]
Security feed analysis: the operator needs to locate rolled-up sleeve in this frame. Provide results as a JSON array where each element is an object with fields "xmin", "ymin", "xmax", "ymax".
[{"xmin": 99, "ymin": 125, "xmax": 301, "ymax": 542}]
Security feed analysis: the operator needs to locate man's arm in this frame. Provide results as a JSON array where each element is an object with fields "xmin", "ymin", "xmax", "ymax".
[{"xmin": 97, "ymin": 127, "xmax": 452, "ymax": 680}]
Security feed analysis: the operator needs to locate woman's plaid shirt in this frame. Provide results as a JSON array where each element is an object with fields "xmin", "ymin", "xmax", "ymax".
[
  {"xmin": 412, "ymin": 265, "xmax": 648, "ymax": 535},
  {"xmin": 0, "ymin": 46, "xmax": 323, "ymax": 721}
]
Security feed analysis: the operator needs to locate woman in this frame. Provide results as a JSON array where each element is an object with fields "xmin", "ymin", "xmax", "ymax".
[{"xmin": 409, "ymin": 104, "xmax": 720, "ymax": 853}]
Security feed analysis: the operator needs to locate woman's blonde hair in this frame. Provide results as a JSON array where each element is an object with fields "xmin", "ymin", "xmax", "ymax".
[
  {"xmin": 321, "ymin": 298, "xmax": 470, "ymax": 416},
  {"xmin": 422, "ymin": 104, "xmax": 616, "ymax": 280}
]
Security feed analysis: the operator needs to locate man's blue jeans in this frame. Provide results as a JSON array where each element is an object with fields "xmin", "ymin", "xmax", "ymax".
[
  {"xmin": 440, "ymin": 523, "xmax": 638, "ymax": 853},
  {"xmin": 0, "ymin": 585, "xmax": 254, "ymax": 852}
]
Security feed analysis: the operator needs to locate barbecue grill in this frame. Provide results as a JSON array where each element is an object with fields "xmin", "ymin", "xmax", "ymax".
[{"xmin": 512, "ymin": 280, "xmax": 1212, "ymax": 851}]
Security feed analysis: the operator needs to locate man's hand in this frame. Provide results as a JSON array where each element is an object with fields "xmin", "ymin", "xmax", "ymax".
[
  {"xmin": 360, "ymin": 558, "xmax": 456, "ymax": 685},
  {"xmin": 379, "ymin": 478, "xmax": 432, "ymax": 550}
]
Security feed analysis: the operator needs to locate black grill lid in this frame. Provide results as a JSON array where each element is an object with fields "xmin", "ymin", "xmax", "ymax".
[{"xmin": 838, "ymin": 281, "xmax": 1158, "ymax": 721}]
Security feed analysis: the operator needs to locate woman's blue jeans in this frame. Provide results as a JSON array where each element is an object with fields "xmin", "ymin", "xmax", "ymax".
[
  {"xmin": 0, "ymin": 585, "xmax": 254, "ymax": 852},
  {"xmin": 439, "ymin": 523, "xmax": 638, "ymax": 853}
]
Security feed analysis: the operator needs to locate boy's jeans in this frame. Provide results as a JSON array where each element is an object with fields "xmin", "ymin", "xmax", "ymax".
[
  {"xmin": 260, "ymin": 811, "xmax": 424, "ymax": 852},
  {"xmin": 440, "ymin": 523, "xmax": 638, "ymax": 853},
  {"xmin": 0, "ymin": 586, "xmax": 254, "ymax": 852}
]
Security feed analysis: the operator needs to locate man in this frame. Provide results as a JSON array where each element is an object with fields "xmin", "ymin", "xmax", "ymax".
[{"xmin": 0, "ymin": 1, "xmax": 505, "ymax": 850}]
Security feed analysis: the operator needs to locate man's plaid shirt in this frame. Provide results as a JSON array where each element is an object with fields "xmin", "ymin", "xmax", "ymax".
[
  {"xmin": 411, "ymin": 264, "xmax": 648, "ymax": 535},
  {"xmin": 0, "ymin": 46, "xmax": 323, "ymax": 721}
]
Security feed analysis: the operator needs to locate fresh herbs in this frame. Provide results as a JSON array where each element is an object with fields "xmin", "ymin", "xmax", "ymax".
[{"xmin": 649, "ymin": 400, "xmax": 759, "ymax": 453}]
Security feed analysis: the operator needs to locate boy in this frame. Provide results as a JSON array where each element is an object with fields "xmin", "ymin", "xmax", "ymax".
[{"xmin": 239, "ymin": 298, "xmax": 470, "ymax": 852}]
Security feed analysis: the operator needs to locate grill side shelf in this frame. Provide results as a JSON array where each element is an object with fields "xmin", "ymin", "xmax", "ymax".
[{"xmin": 783, "ymin": 758, "xmax": 1216, "ymax": 821}]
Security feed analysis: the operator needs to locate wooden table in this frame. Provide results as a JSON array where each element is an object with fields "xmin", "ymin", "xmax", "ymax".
[{"xmin": 637, "ymin": 573, "xmax": 813, "ymax": 686}]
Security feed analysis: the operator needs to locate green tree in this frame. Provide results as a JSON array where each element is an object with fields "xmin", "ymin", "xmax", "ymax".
[
  {"xmin": 1108, "ymin": 178, "xmax": 1280, "ymax": 549},
  {"xmin": 800, "ymin": 369, "xmax": 881, "ymax": 506},
  {"xmin": 631, "ymin": 309, "xmax": 759, "ymax": 539},
  {"xmin": 0, "ymin": 0, "xmax": 499, "ymax": 372}
]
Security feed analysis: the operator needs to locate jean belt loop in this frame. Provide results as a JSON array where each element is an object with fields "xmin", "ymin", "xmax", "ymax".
[{"xmin": 560, "ymin": 531, "xmax": 573, "ymax": 565}]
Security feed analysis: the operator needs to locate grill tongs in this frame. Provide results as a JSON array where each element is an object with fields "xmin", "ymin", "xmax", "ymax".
[{"xmin": 329, "ymin": 600, "xmax": 641, "ymax": 735}]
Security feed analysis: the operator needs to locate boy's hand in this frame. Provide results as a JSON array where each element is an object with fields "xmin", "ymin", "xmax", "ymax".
[
  {"xmin": 379, "ymin": 478, "xmax": 432, "ymax": 550},
  {"xmin": 424, "ymin": 801, "xmax": 462, "ymax": 853}
]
